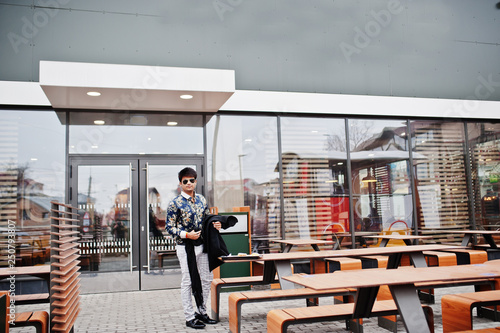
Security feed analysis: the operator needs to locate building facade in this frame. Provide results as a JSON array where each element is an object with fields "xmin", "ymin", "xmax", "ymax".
[{"xmin": 1, "ymin": 1, "xmax": 500, "ymax": 293}]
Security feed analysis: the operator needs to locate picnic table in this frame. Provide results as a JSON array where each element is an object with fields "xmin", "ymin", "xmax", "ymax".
[
  {"xmin": 0, "ymin": 265, "xmax": 51, "ymax": 304},
  {"xmin": 220, "ymin": 244, "xmax": 462, "ymax": 289},
  {"xmin": 332, "ymin": 231, "xmax": 378, "ymax": 249},
  {"xmin": 445, "ymin": 229, "xmax": 500, "ymax": 249},
  {"xmin": 271, "ymin": 239, "xmax": 334, "ymax": 252},
  {"xmin": 284, "ymin": 260, "xmax": 500, "ymax": 333},
  {"xmin": 365, "ymin": 234, "xmax": 433, "ymax": 247}
]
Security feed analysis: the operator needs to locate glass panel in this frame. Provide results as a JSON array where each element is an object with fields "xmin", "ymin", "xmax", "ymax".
[
  {"xmin": 69, "ymin": 112, "xmax": 204, "ymax": 155},
  {"xmin": 77, "ymin": 165, "xmax": 131, "ymax": 272},
  {"xmin": 0, "ymin": 110, "xmax": 65, "ymax": 269},
  {"xmin": 206, "ymin": 115, "xmax": 280, "ymax": 253},
  {"xmin": 280, "ymin": 117, "xmax": 348, "ymax": 247},
  {"xmin": 468, "ymin": 123, "xmax": 500, "ymax": 230},
  {"xmin": 147, "ymin": 164, "xmax": 195, "ymax": 271},
  {"xmin": 411, "ymin": 121, "xmax": 468, "ymax": 241},
  {"xmin": 349, "ymin": 119, "xmax": 412, "ymax": 244}
]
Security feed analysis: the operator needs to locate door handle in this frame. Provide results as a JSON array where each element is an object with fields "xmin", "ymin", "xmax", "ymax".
[
  {"xmin": 145, "ymin": 162, "xmax": 151, "ymax": 273},
  {"xmin": 129, "ymin": 163, "xmax": 134, "ymax": 273}
]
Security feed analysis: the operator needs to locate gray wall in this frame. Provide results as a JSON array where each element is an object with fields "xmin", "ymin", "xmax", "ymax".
[{"xmin": 1, "ymin": 0, "xmax": 500, "ymax": 101}]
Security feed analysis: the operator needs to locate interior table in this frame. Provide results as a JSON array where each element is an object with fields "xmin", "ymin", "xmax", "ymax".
[
  {"xmin": 445, "ymin": 229, "xmax": 500, "ymax": 249},
  {"xmin": 365, "ymin": 234, "xmax": 433, "ymax": 247},
  {"xmin": 271, "ymin": 239, "xmax": 334, "ymax": 252}
]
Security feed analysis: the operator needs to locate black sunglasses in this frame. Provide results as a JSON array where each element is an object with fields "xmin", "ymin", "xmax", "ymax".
[{"xmin": 182, "ymin": 178, "xmax": 196, "ymax": 185}]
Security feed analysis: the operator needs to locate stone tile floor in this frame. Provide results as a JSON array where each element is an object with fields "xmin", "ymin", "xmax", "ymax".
[{"xmin": 9, "ymin": 285, "xmax": 500, "ymax": 332}]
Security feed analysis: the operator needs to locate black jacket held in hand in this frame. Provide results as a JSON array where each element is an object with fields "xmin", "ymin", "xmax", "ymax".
[{"xmin": 202, "ymin": 214, "xmax": 238, "ymax": 271}]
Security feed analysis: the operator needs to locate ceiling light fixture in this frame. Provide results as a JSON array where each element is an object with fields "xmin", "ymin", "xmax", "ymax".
[
  {"xmin": 167, "ymin": 121, "xmax": 178, "ymax": 126},
  {"xmin": 180, "ymin": 94, "xmax": 193, "ymax": 100},
  {"xmin": 87, "ymin": 91, "xmax": 101, "ymax": 97},
  {"xmin": 94, "ymin": 120, "xmax": 105, "ymax": 125}
]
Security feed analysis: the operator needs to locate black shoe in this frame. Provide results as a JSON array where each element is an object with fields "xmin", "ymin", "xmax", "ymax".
[
  {"xmin": 186, "ymin": 318, "xmax": 205, "ymax": 329},
  {"xmin": 195, "ymin": 312, "xmax": 218, "ymax": 324}
]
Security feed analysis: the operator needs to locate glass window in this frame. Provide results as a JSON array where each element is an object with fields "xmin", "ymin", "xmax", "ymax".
[
  {"xmin": 69, "ymin": 112, "xmax": 204, "ymax": 155},
  {"xmin": 206, "ymin": 115, "xmax": 280, "ymax": 253},
  {"xmin": 280, "ymin": 117, "xmax": 348, "ymax": 245},
  {"xmin": 468, "ymin": 122, "xmax": 500, "ymax": 229},
  {"xmin": 411, "ymin": 121, "xmax": 468, "ymax": 237},
  {"xmin": 0, "ymin": 110, "xmax": 66, "ymax": 267},
  {"xmin": 349, "ymin": 119, "xmax": 412, "ymax": 240}
]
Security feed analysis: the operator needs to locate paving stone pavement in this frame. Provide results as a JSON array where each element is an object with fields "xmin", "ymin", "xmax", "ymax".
[{"xmin": 9, "ymin": 285, "xmax": 500, "ymax": 332}]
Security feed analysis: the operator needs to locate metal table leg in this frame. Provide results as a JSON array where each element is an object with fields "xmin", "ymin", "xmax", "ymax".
[{"xmin": 390, "ymin": 284, "xmax": 431, "ymax": 333}]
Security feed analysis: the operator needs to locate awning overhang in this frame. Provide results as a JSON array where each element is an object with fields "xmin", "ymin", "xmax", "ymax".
[{"xmin": 39, "ymin": 61, "xmax": 235, "ymax": 112}]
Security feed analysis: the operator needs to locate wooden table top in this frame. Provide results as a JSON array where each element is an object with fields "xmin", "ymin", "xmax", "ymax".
[
  {"xmin": 220, "ymin": 244, "xmax": 462, "ymax": 263},
  {"xmin": 445, "ymin": 230, "xmax": 500, "ymax": 235},
  {"xmin": 271, "ymin": 239, "xmax": 334, "ymax": 246},
  {"xmin": 284, "ymin": 260, "xmax": 500, "ymax": 290},
  {"xmin": 365, "ymin": 234, "xmax": 433, "ymax": 240},
  {"xmin": 0, "ymin": 265, "xmax": 50, "ymax": 278},
  {"xmin": 335, "ymin": 232, "xmax": 378, "ymax": 237}
]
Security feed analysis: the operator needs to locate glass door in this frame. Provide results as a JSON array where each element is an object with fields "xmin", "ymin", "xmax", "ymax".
[
  {"xmin": 139, "ymin": 160, "xmax": 200, "ymax": 291},
  {"xmin": 69, "ymin": 156, "xmax": 203, "ymax": 293}
]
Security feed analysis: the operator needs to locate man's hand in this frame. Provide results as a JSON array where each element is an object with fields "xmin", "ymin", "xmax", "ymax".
[
  {"xmin": 213, "ymin": 221, "xmax": 222, "ymax": 231},
  {"xmin": 187, "ymin": 230, "xmax": 201, "ymax": 239}
]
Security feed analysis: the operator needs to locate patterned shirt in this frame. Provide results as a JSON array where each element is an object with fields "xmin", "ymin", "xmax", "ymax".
[{"xmin": 165, "ymin": 192, "xmax": 209, "ymax": 241}]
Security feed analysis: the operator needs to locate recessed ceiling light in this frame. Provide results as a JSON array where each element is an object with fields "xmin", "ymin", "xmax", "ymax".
[
  {"xmin": 94, "ymin": 120, "xmax": 105, "ymax": 125},
  {"xmin": 30, "ymin": 158, "xmax": 38, "ymax": 161},
  {"xmin": 87, "ymin": 91, "xmax": 101, "ymax": 97},
  {"xmin": 167, "ymin": 121, "xmax": 178, "ymax": 126},
  {"xmin": 180, "ymin": 94, "xmax": 193, "ymax": 100},
  {"xmin": 91, "ymin": 145, "xmax": 98, "ymax": 149}
]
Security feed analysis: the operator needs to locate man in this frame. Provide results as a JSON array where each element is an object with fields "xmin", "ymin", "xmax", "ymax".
[{"xmin": 165, "ymin": 167, "xmax": 221, "ymax": 329}]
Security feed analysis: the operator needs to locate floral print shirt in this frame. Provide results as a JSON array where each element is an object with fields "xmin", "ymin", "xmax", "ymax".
[{"xmin": 165, "ymin": 192, "xmax": 209, "ymax": 241}]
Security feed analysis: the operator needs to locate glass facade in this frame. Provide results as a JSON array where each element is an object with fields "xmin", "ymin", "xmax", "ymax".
[
  {"xmin": 0, "ymin": 110, "xmax": 66, "ymax": 267},
  {"xmin": 206, "ymin": 115, "xmax": 281, "ymax": 253},
  {"xmin": 69, "ymin": 112, "xmax": 204, "ymax": 155},
  {"xmin": 2, "ymin": 109, "xmax": 500, "ymax": 272},
  {"xmin": 468, "ymin": 123, "xmax": 500, "ymax": 229},
  {"xmin": 280, "ymin": 117, "xmax": 348, "ymax": 245},
  {"xmin": 411, "ymin": 121, "xmax": 469, "ymax": 242},
  {"xmin": 348, "ymin": 119, "xmax": 412, "ymax": 237}
]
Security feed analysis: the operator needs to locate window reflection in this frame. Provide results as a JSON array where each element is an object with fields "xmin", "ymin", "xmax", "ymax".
[
  {"xmin": 280, "ymin": 117, "xmax": 348, "ymax": 245},
  {"xmin": 69, "ymin": 112, "xmax": 204, "ymax": 155},
  {"xmin": 411, "ymin": 121, "xmax": 468, "ymax": 237},
  {"xmin": 207, "ymin": 115, "xmax": 280, "ymax": 253},
  {"xmin": 349, "ymin": 119, "xmax": 412, "ymax": 241},
  {"xmin": 468, "ymin": 123, "xmax": 500, "ymax": 229},
  {"xmin": 0, "ymin": 111, "xmax": 65, "ymax": 267}
]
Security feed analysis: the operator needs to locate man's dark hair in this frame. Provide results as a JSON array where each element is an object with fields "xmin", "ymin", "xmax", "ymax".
[{"xmin": 178, "ymin": 167, "xmax": 197, "ymax": 182}]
